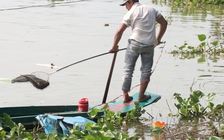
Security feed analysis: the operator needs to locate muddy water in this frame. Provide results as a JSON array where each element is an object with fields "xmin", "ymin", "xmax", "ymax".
[{"xmin": 0, "ymin": 0, "xmax": 224, "ymax": 129}]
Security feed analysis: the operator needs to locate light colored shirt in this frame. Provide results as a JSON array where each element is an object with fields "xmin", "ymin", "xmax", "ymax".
[{"xmin": 122, "ymin": 2, "xmax": 161, "ymax": 45}]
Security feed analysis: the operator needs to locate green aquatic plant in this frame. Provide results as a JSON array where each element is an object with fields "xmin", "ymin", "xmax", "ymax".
[
  {"xmin": 0, "ymin": 113, "xmax": 34, "ymax": 139},
  {"xmin": 172, "ymin": 90, "xmax": 224, "ymax": 121},
  {"xmin": 155, "ymin": 90, "xmax": 224, "ymax": 139},
  {"xmin": 0, "ymin": 103, "xmax": 146, "ymax": 140},
  {"xmin": 171, "ymin": 34, "xmax": 224, "ymax": 61},
  {"xmin": 172, "ymin": 90, "xmax": 207, "ymax": 119},
  {"xmin": 164, "ymin": 0, "xmax": 224, "ymax": 5}
]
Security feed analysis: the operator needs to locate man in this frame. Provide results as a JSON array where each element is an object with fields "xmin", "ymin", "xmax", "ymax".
[{"xmin": 109, "ymin": 0, "xmax": 167, "ymax": 103}]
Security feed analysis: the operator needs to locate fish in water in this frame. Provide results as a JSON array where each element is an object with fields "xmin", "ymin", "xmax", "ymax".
[{"xmin": 12, "ymin": 74, "xmax": 49, "ymax": 89}]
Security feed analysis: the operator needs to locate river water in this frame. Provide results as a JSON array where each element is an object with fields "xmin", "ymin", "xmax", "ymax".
[{"xmin": 0, "ymin": 0, "xmax": 224, "ymax": 137}]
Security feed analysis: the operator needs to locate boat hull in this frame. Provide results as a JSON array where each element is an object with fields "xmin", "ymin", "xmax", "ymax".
[{"xmin": 0, "ymin": 105, "xmax": 103, "ymax": 130}]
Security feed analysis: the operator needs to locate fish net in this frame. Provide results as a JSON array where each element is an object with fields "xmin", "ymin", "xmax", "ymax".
[
  {"xmin": 12, "ymin": 71, "xmax": 50, "ymax": 90},
  {"xmin": 10, "ymin": 48, "xmax": 128, "ymax": 90}
]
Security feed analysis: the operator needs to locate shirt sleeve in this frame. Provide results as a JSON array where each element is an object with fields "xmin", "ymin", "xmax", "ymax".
[
  {"xmin": 121, "ymin": 11, "xmax": 132, "ymax": 27},
  {"xmin": 154, "ymin": 8, "xmax": 162, "ymax": 19}
]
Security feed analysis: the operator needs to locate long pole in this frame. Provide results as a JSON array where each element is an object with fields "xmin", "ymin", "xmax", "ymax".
[
  {"xmin": 102, "ymin": 51, "xmax": 117, "ymax": 104},
  {"xmin": 50, "ymin": 48, "xmax": 126, "ymax": 75}
]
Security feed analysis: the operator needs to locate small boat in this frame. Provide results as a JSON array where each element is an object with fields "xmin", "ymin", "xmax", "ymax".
[
  {"xmin": 0, "ymin": 92, "xmax": 161, "ymax": 130},
  {"xmin": 0, "ymin": 105, "xmax": 104, "ymax": 130}
]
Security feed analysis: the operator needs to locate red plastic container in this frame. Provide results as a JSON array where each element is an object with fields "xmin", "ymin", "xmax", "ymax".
[{"xmin": 78, "ymin": 98, "xmax": 89, "ymax": 112}]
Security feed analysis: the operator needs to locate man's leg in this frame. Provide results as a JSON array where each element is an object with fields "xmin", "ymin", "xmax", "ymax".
[
  {"xmin": 138, "ymin": 79, "xmax": 151, "ymax": 102},
  {"xmin": 138, "ymin": 45, "xmax": 154, "ymax": 102},
  {"xmin": 122, "ymin": 40, "xmax": 138, "ymax": 103}
]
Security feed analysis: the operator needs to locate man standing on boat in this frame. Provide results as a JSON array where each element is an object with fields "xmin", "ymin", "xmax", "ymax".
[{"xmin": 109, "ymin": 0, "xmax": 167, "ymax": 103}]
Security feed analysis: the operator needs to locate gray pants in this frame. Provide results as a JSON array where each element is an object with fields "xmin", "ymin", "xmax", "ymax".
[{"xmin": 122, "ymin": 39, "xmax": 154, "ymax": 92}]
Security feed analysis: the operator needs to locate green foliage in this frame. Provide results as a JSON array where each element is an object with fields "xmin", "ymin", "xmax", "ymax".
[
  {"xmin": 208, "ymin": 136, "xmax": 221, "ymax": 140},
  {"xmin": 0, "ymin": 113, "xmax": 34, "ymax": 139},
  {"xmin": 0, "ymin": 103, "xmax": 146, "ymax": 139},
  {"xmin": 171, "ymin": 34, "xmax": 224, "ymax": 61},
  {"xmin": 165, "ymin": 91, "xmax": 224, "ymax": 139},
  {"xmin": 173, "ymin": 90, "xmax": 206, "ymax": 119},
  {"xmin": 198, "ymin": 34, "xmax": 206, "ymax": 42},
  {"xmin": 125, "ymin": 102, "xmax": 146, "ymax": 119},
  {"xmin": 97, "ymin": 105, "xmax": 123, "ymax": 127},
  {"xmin": 188, "ymin": 136, "xmax": 222, "ymax": 140},
  {"xmin": 172, "ymin": 90, "xmax": 224, "ymax": 120},
  {"xmin": 166, "ymin": 0, "xmax": 224, "ymax": 5},
  {"xmin": 0, "ymin": 113, "xmax": 17, "ymax": 129}
]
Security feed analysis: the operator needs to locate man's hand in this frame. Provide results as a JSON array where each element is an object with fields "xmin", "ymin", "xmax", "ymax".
[{"xmin": 109, "ymin": 46, "xmax": 119, "ymax": 53}]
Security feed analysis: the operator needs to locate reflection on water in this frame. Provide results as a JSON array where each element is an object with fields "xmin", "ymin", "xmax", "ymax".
[
  {"xmin": 166, "ymin": 2, "xmax": 224, "ymax": 43},
  {"xmin": 0, "ymin": 0, "xmax": 224, "ymax": 139},
  {"xmin": 160, "ymin": 2, "xmax": 224, "ymax": 101},
  {"xmin": 0, "ymin": 0, "xmax": 223, "ymax": 123}
]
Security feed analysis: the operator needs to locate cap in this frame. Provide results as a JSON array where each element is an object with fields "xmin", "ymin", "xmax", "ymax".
[{"xmin": 119, "ymin": 0, "xmax": 129, "ymax": 6}]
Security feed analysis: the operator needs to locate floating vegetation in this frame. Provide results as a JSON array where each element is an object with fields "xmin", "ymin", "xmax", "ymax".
[
  {"xmin": 150, "ymin": 90, "xmax": 224, "ymax": 140},
  {"xmin": 154, "ymin": 0, "xmax": 224, "ymax": 6},
  {"xmin": 171, "ymin": 34, "xmax": 224, "ymax": 61},
  {"xmin": 1, "ymin": 90, "xmax": 224, "ymax": 139},
  {"xmin": 154, "ymin": 121, "xmax": 224, "ymax": 139}
]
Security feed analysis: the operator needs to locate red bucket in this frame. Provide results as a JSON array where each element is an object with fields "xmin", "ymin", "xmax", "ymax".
[{"xmin": 78, "ymin": 98, "xmax": 89, "ymax": 112}]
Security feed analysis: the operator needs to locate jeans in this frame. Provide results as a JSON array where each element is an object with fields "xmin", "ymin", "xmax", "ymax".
[{"xmin": 122, "ymin": 39, "xmax": 154, "ymax": 92}]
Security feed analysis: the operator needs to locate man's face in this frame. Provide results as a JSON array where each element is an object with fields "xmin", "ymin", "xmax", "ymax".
[{"xmin": 125, "ymin": 1, "xmax": 132, "ymax": 11}]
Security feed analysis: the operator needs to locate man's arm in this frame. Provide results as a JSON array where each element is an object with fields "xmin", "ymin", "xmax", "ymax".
[
  {"xmin": 156, "ymin": 15, "xmax": 167, "ymax": 45},
  {"xmin": 109, "ymin": 23, "xmax": 128, "ymax": 52}
]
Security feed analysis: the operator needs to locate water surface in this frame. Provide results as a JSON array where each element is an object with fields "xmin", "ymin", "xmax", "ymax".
[{"xmin": 0, "ymin": 0, "xmax": 224, "ymax": 121}]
